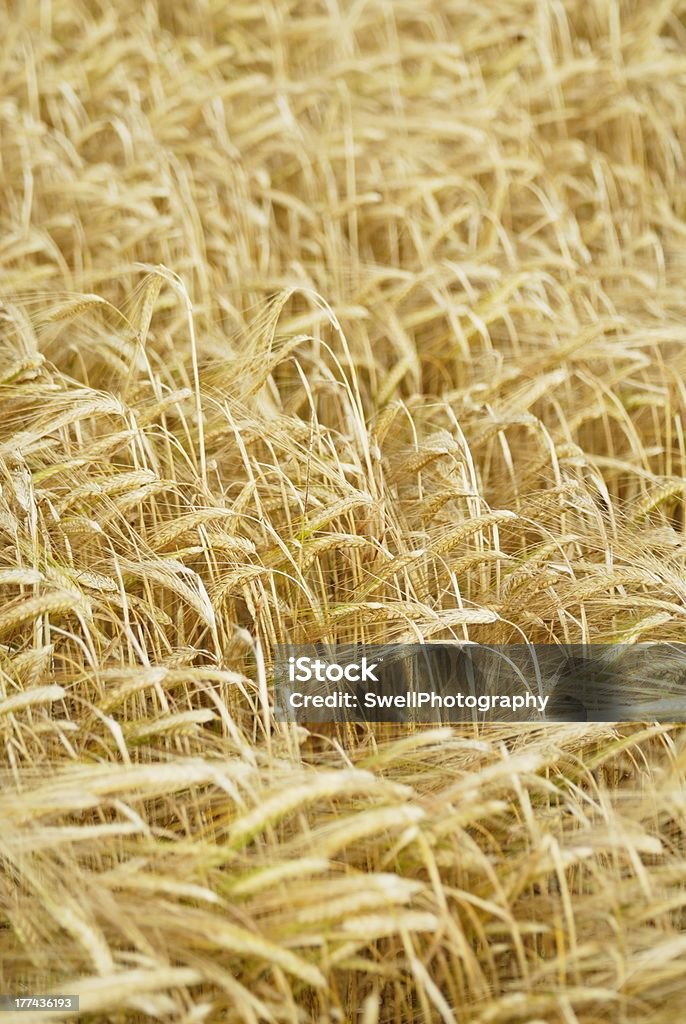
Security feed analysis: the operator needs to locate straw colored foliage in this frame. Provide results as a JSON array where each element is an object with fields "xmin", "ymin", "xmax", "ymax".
[{"xmin": 1, "ymin": 0, "xmax": 686, "ymax": 1020}]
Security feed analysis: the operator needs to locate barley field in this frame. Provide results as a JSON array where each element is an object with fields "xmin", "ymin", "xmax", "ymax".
[{"xmin": 1, "ymin": 0, "xmax": 686, "ymax": 1021}]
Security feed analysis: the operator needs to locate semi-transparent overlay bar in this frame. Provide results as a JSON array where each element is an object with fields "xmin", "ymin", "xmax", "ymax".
[
  {"xmin": 273, "ymin": 643, "xmax": 686, "ymax": 723},
  {"xmin": 0, "ymin": 997, "xmax": 79, "ymax": 1012}
]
